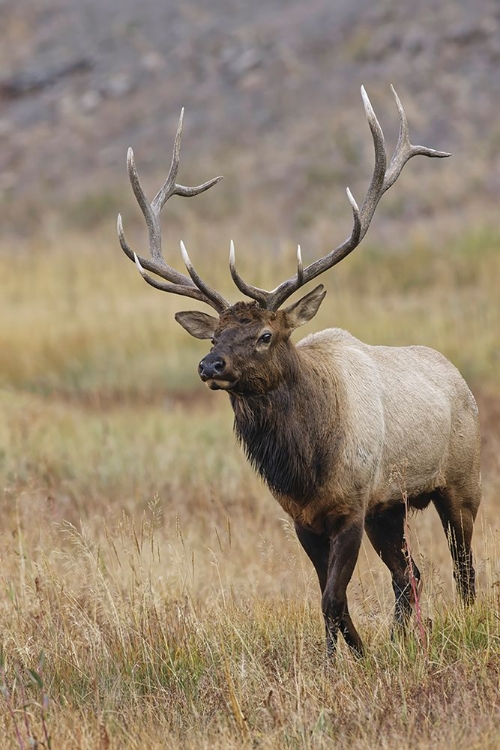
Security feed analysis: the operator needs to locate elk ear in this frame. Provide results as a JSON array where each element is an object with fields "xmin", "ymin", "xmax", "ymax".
[
  {"xmin": 175, "ymin": 311, "xmax": 218, "ymax": 340},
  {"xmin": 283, "ymin": 285, "xmax": 326, "ymax": 330}
]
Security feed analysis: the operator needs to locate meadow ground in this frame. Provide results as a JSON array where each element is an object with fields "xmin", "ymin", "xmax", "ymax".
[{"xmin": 0, "ymin": 222, "xmax": 499, "ymax": 748}]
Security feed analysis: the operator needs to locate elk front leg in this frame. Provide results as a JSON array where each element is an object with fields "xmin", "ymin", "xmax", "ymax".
[
  {"xmin": 322, "ymin": 518, "xmax": 364, "ymax": 657},
  {"xmin": 294, "ymin": 522, "xmax": 330, "ymax": 592},
  {"xmin": 364, "ymin": 503, "xmax": 421, "ymax": 632}
]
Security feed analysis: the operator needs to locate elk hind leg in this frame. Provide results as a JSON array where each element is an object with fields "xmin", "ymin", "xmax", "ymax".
[{"xmin": 433, "ymin": 488, "xmax": 478, "ymax": 604}]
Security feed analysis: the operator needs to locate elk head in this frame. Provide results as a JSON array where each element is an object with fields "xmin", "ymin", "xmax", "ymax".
[
  {"xmin": 117, "ymin": 87, "xmax": 450, "ymax": 395},
  {"xmin": 175, "ymin": 286, "xmax": 326, "ymax": 395}
]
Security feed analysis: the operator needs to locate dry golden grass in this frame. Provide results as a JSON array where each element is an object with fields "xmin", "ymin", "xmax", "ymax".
[{"xmin": 0, "ymin": 223, "xmax": 499, "ymax": 748}]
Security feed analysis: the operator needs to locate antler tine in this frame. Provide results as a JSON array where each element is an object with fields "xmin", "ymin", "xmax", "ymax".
[
  {"xmin": 255, "ymin": 185, "xmax": 361, "ymax": 310},
  {"xmin": 229, "ymin": 240, "xmax": 269, "ymax": 307},
  {"xmin": 151, "ymin": 109, "xmax": 225, "ymax": 207},
  {"xmin": 132, "ymin": 252, "xmax": 221, "ymax": 307},
  {"xmin": 151, "ymin": 107, "xmax": 184, "ymax": 211},
  {"xmin": 357, "ymin": 85, "xmax": 387, "ymax": 241},
  {"xmin": 384, "ymin": 85, "xmax": 451, "ymax": 195},
  {"xmin": 230, "ymin": 86, "xmax": 449, "ymax": 311},
  {"xmin": 118, "ymin": 109, "xmax": 229, "ymax": 312},
  {"xmin": 296, "ymin": 245, "xmax": 304, "ymax": 286},
  {"xmin": 181, "ymin": 241, "xmax": 229, "ymax": 312}
]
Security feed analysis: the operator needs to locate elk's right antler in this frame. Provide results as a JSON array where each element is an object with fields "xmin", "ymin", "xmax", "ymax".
[{"xmin": 117, "ymin": 109, "xmax": 229, "ymax": 313}]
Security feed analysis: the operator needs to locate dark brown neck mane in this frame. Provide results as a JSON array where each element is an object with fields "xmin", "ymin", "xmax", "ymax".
[{"xmin": 230, "ymin": 352, "xmax": 339, "ymax": 504}]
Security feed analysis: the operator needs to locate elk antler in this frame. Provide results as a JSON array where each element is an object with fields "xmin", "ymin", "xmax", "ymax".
[
  {"xmin": 229, "ymin": 86, "xmax": 451, "ymax": 311},
  {"xmin": 117, "ymin": 109, "xmax": 229, "ymax": 313}
]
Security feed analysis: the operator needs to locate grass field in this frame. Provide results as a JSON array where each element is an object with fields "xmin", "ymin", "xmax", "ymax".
[{"xmin": 0, "ymin": 222, "xmax": 499, "ymax": 748}]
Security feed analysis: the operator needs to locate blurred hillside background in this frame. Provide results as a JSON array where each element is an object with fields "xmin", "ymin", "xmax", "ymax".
[{"xmin": 1, "ymin": 0, "xmax": 500, "ymax": 238}]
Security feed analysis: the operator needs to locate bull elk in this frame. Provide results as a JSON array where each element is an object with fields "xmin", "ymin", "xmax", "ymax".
[{"xmin": 117, "ymin": 87, "xmax": 481, "ymax": 657}]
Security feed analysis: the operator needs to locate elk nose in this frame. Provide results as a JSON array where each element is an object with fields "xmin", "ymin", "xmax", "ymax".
[{"xmin": 198, "ymin": 354, "xmax": 226, "ymax": 380}]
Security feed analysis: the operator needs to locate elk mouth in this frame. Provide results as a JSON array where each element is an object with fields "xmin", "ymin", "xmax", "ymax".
[
  {"xmin": 207, "ymin": 378, "xmax": 234, "ymax": 391},
  {"xmin": 204, "ymin": 377, "xmax": 238, "ymax": 391}
]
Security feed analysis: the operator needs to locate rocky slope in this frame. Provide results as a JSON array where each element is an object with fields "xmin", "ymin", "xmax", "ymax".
[{"xmin": 1, "ymin": 0, "xmax": 499, "ymax": 237}]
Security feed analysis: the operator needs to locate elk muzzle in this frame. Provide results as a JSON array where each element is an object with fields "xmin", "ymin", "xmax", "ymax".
[{"xmin": 198, "ymin": 352, "xmax": 236, "ymax": 390}]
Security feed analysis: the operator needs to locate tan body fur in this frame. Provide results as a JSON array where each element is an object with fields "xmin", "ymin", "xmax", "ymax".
[{"xmin": 281, "ymin": 328, "xmax": 481, "ymax": 530}]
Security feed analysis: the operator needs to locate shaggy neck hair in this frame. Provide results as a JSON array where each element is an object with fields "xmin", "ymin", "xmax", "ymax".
[{"xmin": 230, "ymin": 346, "xmax": 341, "ymax": 504}]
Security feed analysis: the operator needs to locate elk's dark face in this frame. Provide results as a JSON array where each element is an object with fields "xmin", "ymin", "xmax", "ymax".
[{"xmin": 175, "ymin": 285, "xmax": 326, "ymax": 396}]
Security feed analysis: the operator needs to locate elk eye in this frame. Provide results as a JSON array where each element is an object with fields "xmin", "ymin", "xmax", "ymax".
[{"xmin": 259, "ymin": 332, "xmax": 272, "ymax": 344}]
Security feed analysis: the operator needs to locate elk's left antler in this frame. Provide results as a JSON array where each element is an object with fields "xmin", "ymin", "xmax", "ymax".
[{"xmin": 229, "ymin": 86, "xmax": 450, "ymax": 310}]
